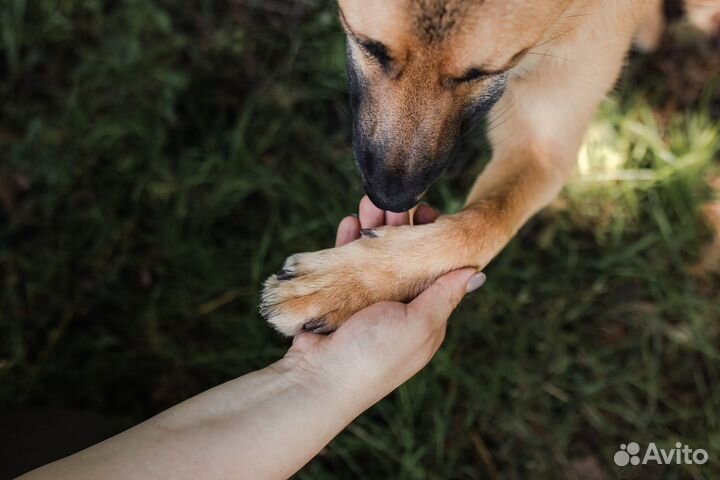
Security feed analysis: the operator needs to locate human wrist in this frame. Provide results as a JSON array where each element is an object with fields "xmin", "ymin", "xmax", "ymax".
[{"xmin": 272, "ymin": 353, "xmax": 372, "ymax": 415}]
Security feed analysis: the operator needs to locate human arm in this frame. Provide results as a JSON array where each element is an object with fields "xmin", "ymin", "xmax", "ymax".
[{"xmin": 21, "ymin": 198, "xmax": 484, "ymax": 480}]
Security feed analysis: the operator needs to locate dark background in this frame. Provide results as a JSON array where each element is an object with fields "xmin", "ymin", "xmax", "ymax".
[{"xmin": 1, "ymin": 0, "xmax": 719, "ymax": 478}]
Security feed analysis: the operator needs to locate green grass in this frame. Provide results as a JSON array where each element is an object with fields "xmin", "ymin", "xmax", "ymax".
[{"xmin": 1, "ymin": 1, "xmax": 719, "ymax": 478}]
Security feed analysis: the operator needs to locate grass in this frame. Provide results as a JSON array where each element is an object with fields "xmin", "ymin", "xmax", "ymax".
[{"xmin": 1, "ymin": 1, "xmax": 719, "ymax": 478}]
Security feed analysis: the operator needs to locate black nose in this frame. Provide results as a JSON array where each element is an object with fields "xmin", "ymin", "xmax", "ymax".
[
  {"xmin": 356, "ymin": 144, "xmax": 440, "ymax": 212},
  {"xmin": 364, "ymin": 184, "xmax": 423, "ymax": 213},
  {"xmin": 362, "ymin": 167, "xmax": 429, "ymax": 212}
]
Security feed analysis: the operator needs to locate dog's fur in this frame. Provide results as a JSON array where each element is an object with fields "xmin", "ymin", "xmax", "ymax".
[{"xmin": 262, "ymin": 0, "xmax": 720, "ymax": 336}]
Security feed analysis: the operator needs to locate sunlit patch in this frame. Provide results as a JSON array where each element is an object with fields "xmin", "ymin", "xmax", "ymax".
[
  {"xmin": 577, "ymin": 123, "xmax": 633, "ymax": 180},
  {"xmin": 555, "ymin": 97, "xmax": 719, "ymax": 241}
]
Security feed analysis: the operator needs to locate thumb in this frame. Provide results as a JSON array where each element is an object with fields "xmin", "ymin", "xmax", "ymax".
[{"xmin": 408, "ymin": 268, "xmax": 482, "ymax": 327}]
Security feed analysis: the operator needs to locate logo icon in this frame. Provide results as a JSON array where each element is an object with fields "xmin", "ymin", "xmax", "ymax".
[
  {"xmin": 614, "ymin": 442, "xmax": 641, "ymax": 466},
  {"xmin": 613, "ymin": 441, "xmax": 709, "ymax": 467}
]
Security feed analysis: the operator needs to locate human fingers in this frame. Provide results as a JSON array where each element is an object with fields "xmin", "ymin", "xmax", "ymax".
[
  {"xmin": 413, "ymin": 204, "xmax": 439, "ymax": 225},
  {"xmin": 385, "ymin": 210, "xmax": 410, "ymax": 226},
  {"xmin": 335, "ymin": 215, "xmax": 361, "ymax": 247},
  {"xmin": 359, "ymin": 196, "xmax": 385, "ymax": 229},
  {"xmin": 407, "ymin": 269, "xmax": 485, "ymax": 329}
]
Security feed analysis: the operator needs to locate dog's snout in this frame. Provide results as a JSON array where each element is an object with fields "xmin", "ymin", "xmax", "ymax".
[
  {"xmin": 364, "ymin": 177, "xmax": 425, "ymax": 213},
  {"xmin": 356, "ymin": 146, "xmax": 432, "ymax": 212}
]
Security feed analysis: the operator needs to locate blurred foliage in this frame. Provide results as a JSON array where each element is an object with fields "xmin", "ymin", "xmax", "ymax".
[{"xmin": 1, "ymin": 1, "xmax": 719, "ymax": 478}]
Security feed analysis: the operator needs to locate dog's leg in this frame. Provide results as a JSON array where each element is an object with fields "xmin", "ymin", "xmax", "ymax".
[
  {"xmin": 462, "ymin": 36, "xmax": 634, "ymax": 250},
  {"xmin": 635, "ymin": 0, "xmax": 665, "ymax": 52},
  {"xmin": 262, "ymin": 14, "xmax": 638, "ymax": 337}
]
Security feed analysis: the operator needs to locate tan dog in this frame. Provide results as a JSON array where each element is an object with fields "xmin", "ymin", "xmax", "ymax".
[{"xmin": 261, "ymin": 0, "xmax": 719, "ymax": 336}]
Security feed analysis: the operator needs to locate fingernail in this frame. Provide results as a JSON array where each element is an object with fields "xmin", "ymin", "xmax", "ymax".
[
  {"xmin": 302, "ymin": 318, "xmax": 333, "ymax": 334},
  {"xmin": 276, "ymin": 269, "xmax": 294, "ymax": 280},
  {"xmin": 350, "ymin": 213, "xmax": 358, "ymax": 218},
  {"xmin": 360, "ymin": 228, "xmax": 377, "ymax": 238},
  {"xmin": 466, "ymin": 272, "xmax": 486, "ymax": 293}
]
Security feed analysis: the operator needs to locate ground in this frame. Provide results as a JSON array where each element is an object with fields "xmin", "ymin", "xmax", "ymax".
[{"xmin": 0, "ymin": 1, "xmax": 719, "ymax": 479}]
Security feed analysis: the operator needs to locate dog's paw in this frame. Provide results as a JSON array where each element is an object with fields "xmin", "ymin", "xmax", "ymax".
[
  {"xmin": 260, "ymin": 224, "xmax": 450, "ymax": 336},
  {"xmin": 261, "ymin": 243, "xmax": 380, "ymax": 336}
]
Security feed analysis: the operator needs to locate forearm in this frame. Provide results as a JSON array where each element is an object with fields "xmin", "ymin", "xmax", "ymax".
[
  {"xmin": 21, "ymin": 358, "xmax": 369, "ymax": 480},
  {"xmin": 21, "ymin": 199, "xmax": 474, "ymax": 480}
]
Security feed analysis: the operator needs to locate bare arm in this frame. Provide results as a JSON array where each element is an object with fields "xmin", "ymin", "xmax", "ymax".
[
  {"xmin": 21, "ymin": 199, "xmax": 483, "ymax": 480},
  {"xmin": 21, "ymin": 359, "xmax": 368, "ymax": 480}
]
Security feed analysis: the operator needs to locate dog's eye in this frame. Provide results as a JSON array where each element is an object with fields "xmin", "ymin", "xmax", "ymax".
[
  {"xmin": 357, "ymin": 40, "xmax": 392, "ymax": 70},
  {"xmin": 455, "ymin": 68, "xmax": 494, "ymax": 83}
]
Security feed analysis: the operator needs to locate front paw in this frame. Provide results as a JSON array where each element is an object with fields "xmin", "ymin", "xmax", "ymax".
[
  {"xmin": 260, "ymin": 216, "xmax": 489, "ymax": 336},
  {"xmin": 260, "ymin": 240, "xmax": 390, "ymax": 336},
  {"xmin": 260, "ymin": 221, "xmax": 456, "ymax": 336}
]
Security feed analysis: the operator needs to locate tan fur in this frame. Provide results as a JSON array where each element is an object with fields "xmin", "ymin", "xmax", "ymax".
[
  {"xmin": 686, "ymin": 0, "xmax": 720, "ymax": 34},
  {"xmin": 262, "ymin": 0, "xmax": 702, "ymax": 336}
]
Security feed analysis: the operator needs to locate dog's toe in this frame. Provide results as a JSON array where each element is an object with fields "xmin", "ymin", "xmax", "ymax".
[
  {"xmin": 302, "ymin": 318, "xmax": 334, "ymax": 334},
  {"xmin": 261, "ymin": 247, "xmax": 371, "ymax": 336},
  {"xmin": 260, "ymin": 231, "xmax": 424, "ymax": 337},
  {"xmin": 276, "ymin": 268, "xmax": 294, "ymax": 280}
]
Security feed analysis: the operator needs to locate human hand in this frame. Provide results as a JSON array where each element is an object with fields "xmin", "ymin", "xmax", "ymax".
[
  {"xmin": 22, "ymin": 198, "xmax": 485, "ymax": 480},
  {"xmin": 283, "ymin": 197, "xmax": 486, "ymax": 407}
]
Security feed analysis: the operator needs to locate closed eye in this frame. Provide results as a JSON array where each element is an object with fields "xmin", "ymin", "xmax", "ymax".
[
  {"xmin": 454, "ymin": 68, "xmax": 497, "ymax": 83},
  {"xmin": 357, "ymin": 39, "xmax": 392, "ymax": 70},
  {"xmin": 338, "ymin": 8, "xmax": 393, "ymax": 71},
  {"xmin": 453, "ymin": 47, "xmax": 530, "ymax": 85}
]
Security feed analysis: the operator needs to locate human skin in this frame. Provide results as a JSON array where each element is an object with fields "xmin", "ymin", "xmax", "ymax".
[{"xmin": 21, "ymin": 197, "xmax": 485, "ymax": 480}]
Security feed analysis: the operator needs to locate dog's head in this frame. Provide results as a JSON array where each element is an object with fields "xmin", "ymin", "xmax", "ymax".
[{"xmin": 339, "ymin": 0, "xmax": 574, "ymax": 211}]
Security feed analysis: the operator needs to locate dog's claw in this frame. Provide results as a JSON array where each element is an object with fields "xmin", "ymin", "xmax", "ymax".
[
  {"xmin": 302, "ymin": 318, "xmax": 333, "ymax": 334},
  {"xmin": 360, "ymin": 228, "xmax": 377, "ymax": 238},
  {"xmin": 276, "ymin": 269, "xmax": 294, "ymax": 280}
]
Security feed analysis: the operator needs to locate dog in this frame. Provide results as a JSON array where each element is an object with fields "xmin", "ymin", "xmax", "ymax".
[{"xmin": 261, "ymin": 0, "xmax": 720, "ymax": 336}]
